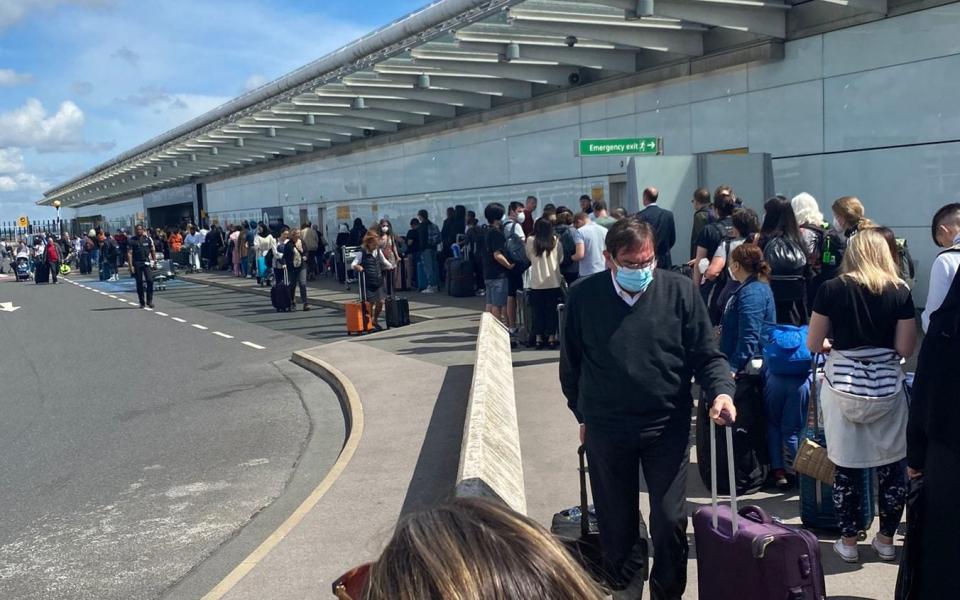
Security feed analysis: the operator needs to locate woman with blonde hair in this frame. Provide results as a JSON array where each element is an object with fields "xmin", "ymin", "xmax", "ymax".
[
  {"xmin": 342, "ymin": 497, "xmax": 605, "ymax": 600},
  {"xmin": 807, "ymin": 228, "xmax": 916, "ymax": 564},
  {"xmin": 831, "ymin": 196, "xmax": 874, "ymax": 239}
]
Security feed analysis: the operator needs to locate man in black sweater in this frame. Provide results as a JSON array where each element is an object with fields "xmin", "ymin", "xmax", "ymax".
[{"xmin": 560, "ymin": 217, "xmax": 736, "ymax": 599}]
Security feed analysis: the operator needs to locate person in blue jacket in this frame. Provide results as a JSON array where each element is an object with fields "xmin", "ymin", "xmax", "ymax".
[
  {"xmin": 720, "ymin": 243, "xmax": 775, "ymax": 373},
  {"xmin": 720, "ymin": 243, "xmax": 800, "ymax": 490}
]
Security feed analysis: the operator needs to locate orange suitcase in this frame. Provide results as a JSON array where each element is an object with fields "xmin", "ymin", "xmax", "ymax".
[{"xmin": 345, "ymin": 271, "xmax": 375, "ymax": 335}]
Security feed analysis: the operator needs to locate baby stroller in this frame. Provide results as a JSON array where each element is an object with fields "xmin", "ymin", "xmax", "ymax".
[{"xmin": 15, "ymin": 256, "xmax": 31, "ymax": 282}]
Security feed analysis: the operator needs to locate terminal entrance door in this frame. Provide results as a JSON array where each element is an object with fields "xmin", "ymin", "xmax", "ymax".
[
  {"xmin": 624, "ymin": 153, "xmax": 774, "ymax": 266},
  {"xmin": 608, "ymin": 180, "xmax": 627, "ymax": 212}
]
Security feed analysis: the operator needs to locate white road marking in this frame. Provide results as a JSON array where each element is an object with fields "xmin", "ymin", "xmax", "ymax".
[
  {"xmin": 144, "ymin": 307, "xmax": 153, "ymax": 311},
  {"xmin": 191, "ymin": 324, "xmax": 208, "ymax": 330},
  {"xmin": 156, "ymin": 312, "xmax": 169, "ymax": 317},
  {"xmin": 213, "ymin": 331, "xmax": 234, "ymax": 339},
  {"xmin": 171, "ymin": 317, "xmax": 187, "ymax": 323},
  {"xmin": 108, "ymin": 295, "xmax": 117, "ymax": 299},
  {"xmin": 241, "ymin": 341, "xmax": 266, "ymax": 350},
  {"xmin": 127, "ymin": 301, "xmax": 140, "ymax": 306}
]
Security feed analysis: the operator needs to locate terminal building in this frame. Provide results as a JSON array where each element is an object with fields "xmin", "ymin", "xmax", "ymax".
[{"xmin": 39, "ymin": 0, "xmax": 960, "ymax": 305}]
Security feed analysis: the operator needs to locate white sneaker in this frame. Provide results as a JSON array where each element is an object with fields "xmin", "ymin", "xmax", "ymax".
[
  {"xmin": 872, "ymin": 536, "xmax": 897, "ymax": 561},
  {"xmin": 833, "ymin": 539, "xmax": 859, "ymax": 563},
  {"xmin": 421, "ymin": 287, "xmax": 436, "ymax": 294}
]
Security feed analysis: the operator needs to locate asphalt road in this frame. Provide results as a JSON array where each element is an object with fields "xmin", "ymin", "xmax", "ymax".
[{"xmin": 0, "ymin": 272, "xmax": 348, "ymax": 599}]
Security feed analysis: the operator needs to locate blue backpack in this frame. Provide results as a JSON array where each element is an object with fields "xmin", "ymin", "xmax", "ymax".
[{"xmin": 762, "ymin": 324, "xmax": 812, "ymax": 376}]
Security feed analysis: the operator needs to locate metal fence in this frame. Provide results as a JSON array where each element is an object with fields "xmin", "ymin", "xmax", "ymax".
[{"xmin": 0, "ymin": 219, "xmax": 76, "ymax": 241}]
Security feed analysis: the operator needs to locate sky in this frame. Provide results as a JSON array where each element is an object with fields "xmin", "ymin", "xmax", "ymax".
[{"xmin": 0, "ymin": 0, "xmax": 428, "ymax": 222}]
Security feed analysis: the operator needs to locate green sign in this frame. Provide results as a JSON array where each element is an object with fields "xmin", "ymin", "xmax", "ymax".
[{"xmin": 577, "ymin": 137, "xmax": 661, "ymax": 157}]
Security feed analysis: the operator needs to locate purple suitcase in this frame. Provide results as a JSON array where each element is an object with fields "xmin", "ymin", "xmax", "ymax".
[{"xmin": 693, "ymin": 421, "xmax": 826, "ymax": 600}]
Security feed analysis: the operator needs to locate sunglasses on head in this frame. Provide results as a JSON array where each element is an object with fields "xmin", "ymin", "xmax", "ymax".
[{"xmin": 332, "ymin": 563, "xmax": 372, "ymax": 600}]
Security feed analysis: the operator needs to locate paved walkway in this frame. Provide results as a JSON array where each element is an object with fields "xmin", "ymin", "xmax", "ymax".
[
  {"xmin": 189, "ymin": 276, "xmax": 899, "ymax": 600},
  {"xmin": 178, "ymin": 270, "xmax": 485, "ymax": 321}
]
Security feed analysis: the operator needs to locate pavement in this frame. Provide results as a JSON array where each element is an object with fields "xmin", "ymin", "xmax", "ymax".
[
  {"xmin": 188, "ymin": 269, "xmax": 900, "ymax": 600},
  {"xmin": 178, "ymin": 268, "xmax": 486, "ymax": 322},
  {"xmin": 2, "ymin": 266, "xmax": 903, "ymax": 599}
]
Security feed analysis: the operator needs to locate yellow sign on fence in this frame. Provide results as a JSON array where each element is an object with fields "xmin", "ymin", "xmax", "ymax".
[{"xmin": 17, "ymin": 215, "xmax": 29, "ymax": 228}]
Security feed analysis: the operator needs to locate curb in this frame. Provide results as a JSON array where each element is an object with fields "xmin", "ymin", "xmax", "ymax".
[
  {"xmin": 455, "ymin": 312, "xmax": 526, "ymax": 515},
  {"xmin": 201, "ymin": 351, "xmax": 364, "ymax": 600},
  {"xmin": 180, "ymin": 274, "xmax": 435, "ymax": 323}
]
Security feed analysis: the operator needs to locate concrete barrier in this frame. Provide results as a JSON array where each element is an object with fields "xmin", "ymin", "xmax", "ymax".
[{"xmin": 455, "ymin": 313, "xmax": 527, "ymax": 514}]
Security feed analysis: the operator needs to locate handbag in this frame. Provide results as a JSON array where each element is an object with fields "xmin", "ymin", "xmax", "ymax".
[{"xmin": 793, "ymin": 356, "xmax": 836, "ymax": 484}]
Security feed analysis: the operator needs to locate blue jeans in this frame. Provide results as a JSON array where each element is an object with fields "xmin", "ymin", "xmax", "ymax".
[
  {"xmin": 91, "ymin": 248, "xmax": 100, "ymax": 267},
  {"xmin": 762, "ymin": 370, "xmax": 808, "ymax": 471},
  {"xmin": 421, "ymin": 248, "xmax": 439, "ymax": 289}
]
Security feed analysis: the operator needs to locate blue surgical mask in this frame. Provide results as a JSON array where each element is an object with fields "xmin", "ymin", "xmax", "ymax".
[{"xmin": 615, "ymin": 262, "xmax": 655, "ymax": 293}]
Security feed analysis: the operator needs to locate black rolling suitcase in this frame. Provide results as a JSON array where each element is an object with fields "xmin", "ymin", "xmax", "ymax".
[
  {"xmin": 34, "ymin": 261, "xmax": 50, "ymax": 284},
  {"xmin": 551, "ymin": 446, "xmax": 648, "ymax": 592},
  {"xmin": 695, "ymin": 374, "xmax": 768, "ymax": 496},
  {"xmin": 445, "ymin": 257, "xmax": 474, "ymax": 297},
  {"xmin": 384, "ymin": 274, "xmax": 410, "ymax": 329},
  {"xmin": 515, "ymin": 288, "xmax": 535, "ymax": 346},
  {"xmin": 271, "ymin": 269, "xmax": 292, "ymax": 312}
]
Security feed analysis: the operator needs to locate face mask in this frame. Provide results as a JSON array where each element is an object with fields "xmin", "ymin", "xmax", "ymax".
[
  {"xmin": 381, "ymin": 226, "xmax": 389, "ymax": 233},
  {"xmin": 832, "ymin": 217, "xmax": 843, "ymax": 231},
  {"xmin": 727, "ymin": 267, "xmax": 736, "ymax": 281},
  {"xmin": 615, "ymin": 261, "xmax": 655, "ymax": 293},
  {"xmin": 516, "ymin": 212, "xmax": 526, "ymax": 224}
]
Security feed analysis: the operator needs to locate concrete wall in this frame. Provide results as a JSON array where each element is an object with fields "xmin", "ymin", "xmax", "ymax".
[{"xmin": 162, "ymin": 4, "xmax": 960, "ymax": 303}]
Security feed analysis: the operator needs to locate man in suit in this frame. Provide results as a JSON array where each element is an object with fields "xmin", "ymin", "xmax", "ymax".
[{"xmin": 637, "ymin": 187, "xmax": 676, "ymax": 269}]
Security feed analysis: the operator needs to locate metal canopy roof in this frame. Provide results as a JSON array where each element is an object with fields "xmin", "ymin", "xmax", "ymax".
[{"xmin": 41, "ymin": 0, "xmax": 890, "ymax": 208}]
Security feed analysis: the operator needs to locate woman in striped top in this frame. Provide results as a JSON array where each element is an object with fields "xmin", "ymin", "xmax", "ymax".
[{"xmin": 807, "ymin": 228, "xmax": 917, "ymax": 564}]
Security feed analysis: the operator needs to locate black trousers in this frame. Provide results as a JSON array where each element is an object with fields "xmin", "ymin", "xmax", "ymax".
[
  {"xmin": 528, "ymin": 287, "xmax": 562, "ymax": 338},
  {"xmin": 133, "ymin": 264, "xmax": 153, "ymax": 305},
  {"xmin": 585, "ymin": 422, "xmax": 690, "ymax": 600}
]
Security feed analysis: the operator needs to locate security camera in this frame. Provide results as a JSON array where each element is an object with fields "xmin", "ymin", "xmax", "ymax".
[
  {"xmin": 363, "ymin": 129, "xmax": 375, "ymax": 138},
  {"xmin": 565, "ymin": 36, "xmax": 578, "ymax": 48},
  {"xmin": 568, "ymin": 72, "xmax": 582, "ymax": 86}
]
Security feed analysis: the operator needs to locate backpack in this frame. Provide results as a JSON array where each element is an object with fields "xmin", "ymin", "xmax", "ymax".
[
  {"xmin": 558, "ymin": 226, "xmax": 577, "ymax": 270},
  {"xmin": 706, "ymin": 238, "xmax": 736, "ymax": 325},
  {"xmin": 800, "ymin": 224, "xmax": 827, "ymax": 272},
  {"xmin": 504, "ymin": 221, "xmax": 530, "ymax": 270},
  {"xmin": 895, "ymin": 238, "xmax": 916, "ymax": 289},
  {"xmin": 764, "ymin": 236, "xmax": 807, "ymax": 277},
  {"xmin": 427, "ymin": 222, "xmax": 441, "ymax": 247},
  {"xmin": 762, "ymin": 324, "xmax": 812, "ymax": 376}
]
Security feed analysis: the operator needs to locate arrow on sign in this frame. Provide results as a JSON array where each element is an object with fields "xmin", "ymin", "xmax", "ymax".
[{"xmin": 0, "ymin": 302, "xmax": 21, "ymax": 313}]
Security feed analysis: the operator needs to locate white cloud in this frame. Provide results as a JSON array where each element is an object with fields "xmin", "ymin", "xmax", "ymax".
[
  {"xmin": 243, "ymin": 73, "xmax": 267, "ymax": 93},
  {"xmin": 0, "ymin": 148, "xmax": 26, "ymax": 174},
  {"xmin": 0, "ymin": 68, "xmax": 33, "ymax": 86},
  {"xmin": 0, "ymin": 0, "xmax": 108, "ymax": 33},
  {"xmin": 0, "ymin": 148, "xmax": 50, "ymax": 193},
  {"xmin": 0, "ymin": 98, "xmax": 112, "ymax": 153}
]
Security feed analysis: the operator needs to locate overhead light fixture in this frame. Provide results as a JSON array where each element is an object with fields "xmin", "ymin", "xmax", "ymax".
[
  {"xmin": 267, "ymin": 127, "xmax": 277, "ymax": 137},
  {"xmin": 190, "ymin": 154, "xmax": 197, "ymax": 162},
  {"xmin": 304, "ymin": 114, "xmax": 316, "ymax": 125},
  {"xmin": 210, "ymin": 147, "xmax": 219, "ymax": 156},
  {"xmin": 171, "ymin": 160, "xmax": 178, "ymax": 167},
  {"xmin": 236, "ymin": 138, "xmax": 245, "ymax": 147},
  {"xmin": 352, "ymin": 97, "xmax": 366, "ymax": 110},
  {"xmin": 505, "ymin": 42, "xmax": 520, "ymax": 62},
  {"xmin": 417, "ymin": 73, "xmax": 431, "ymax": 89}
]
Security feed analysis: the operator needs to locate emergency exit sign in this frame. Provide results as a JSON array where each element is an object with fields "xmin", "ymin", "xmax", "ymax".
[{"xmin": 577, "ymin": 137, "xmax": 661, "ymax": 156}]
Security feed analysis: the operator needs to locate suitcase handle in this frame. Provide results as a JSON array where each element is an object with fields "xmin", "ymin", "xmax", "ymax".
[
  {"xmin": 709, "ymin": 420, "xmax": 739, "ymax": 534},
  {"xmin": 577, "ymin": 445, "xmax": 590, "ymax": 538},
  {"xmin": 738, "ymin": 505, "xmax": 772, "ymax": 525}
]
